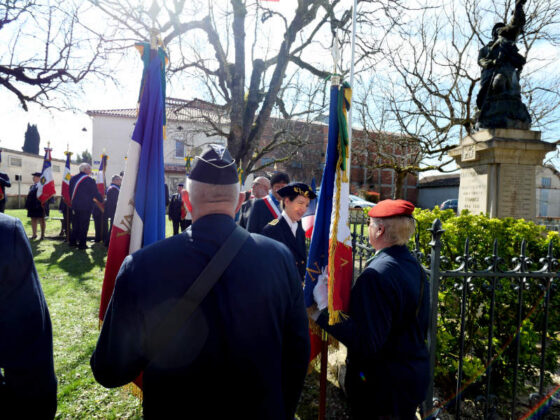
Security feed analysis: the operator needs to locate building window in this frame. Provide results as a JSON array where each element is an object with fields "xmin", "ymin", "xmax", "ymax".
[
  {"xmin": 175, "ymin": 140, "xmax": 185, "ymax": 158},
  {"xmin": 541, "ymin": 177, "xmax": 551, "ymax": 188},
  {"xmin": 261, "ymin": 157, "xmax": 273, "ymax": 165},
  {"xmin": 52, "ymin": 165, "xmax": 61, "ymax": 173},
  {"xmin": 9, "ymin": 156, "xmax": 22, "ymax": 167}
]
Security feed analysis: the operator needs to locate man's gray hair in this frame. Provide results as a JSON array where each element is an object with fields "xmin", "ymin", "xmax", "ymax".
[
  {"xmin": 186, "ymin": 178, "xmax": 240, "ymax": 208},
  {"xmin": 372, "ymin": 216, "xmax": 416, "ymax": 246},
  {"xmin": 111, "ymin": 174, "xmax": 122, "ymax": 182},
  {"xmin": 79, "ymin": 162, "xmax": 91, "ymax": 173}
]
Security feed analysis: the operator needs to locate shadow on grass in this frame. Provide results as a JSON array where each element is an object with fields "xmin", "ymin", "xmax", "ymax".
[{"xmin": 46, "ymin": 241, "xmax": 107, "ymax": 277}]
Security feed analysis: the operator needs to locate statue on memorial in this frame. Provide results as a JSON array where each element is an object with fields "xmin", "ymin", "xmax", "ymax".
[{"xmin": 476, "ymin": 0, "xmax": 532, "ymax": 130}]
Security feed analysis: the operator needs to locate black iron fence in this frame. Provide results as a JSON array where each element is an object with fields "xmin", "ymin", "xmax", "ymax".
[{"xmin": 348, "ymin": 211, "xmax": 560, "ymax": 419}]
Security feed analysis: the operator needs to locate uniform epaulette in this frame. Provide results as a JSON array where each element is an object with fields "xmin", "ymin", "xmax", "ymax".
[{"xmin": 268, "ymin": 219, "xmax": 280, "ymax": 226}]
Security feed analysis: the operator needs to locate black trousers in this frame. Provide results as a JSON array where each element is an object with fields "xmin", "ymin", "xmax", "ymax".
[
  {"xmin": 70, "ymin": 209, "xmax": 92, "ymax": 248},
  {"xmin": 103, "ymin": 215, "xmax": 113, "ymax": 246},
  {"xmin": 345, "ymin": 365, "xmax": 419, "ymax": 420},
  {"xmin": 93, "ymin": 211, "xmax": 105, "ymax": 242},
  {"xmin": 172, "ymin": 219, "xmax": 190, "ymax": 235},
  {"xmin": 0, "ymin": 200, "xmax": 5, "ymax": 213}
]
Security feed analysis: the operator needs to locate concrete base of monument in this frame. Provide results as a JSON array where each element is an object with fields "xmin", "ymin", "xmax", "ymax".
[{"xmin": 449, "ymin": 129, "xmax": 556, "ymax": 220}]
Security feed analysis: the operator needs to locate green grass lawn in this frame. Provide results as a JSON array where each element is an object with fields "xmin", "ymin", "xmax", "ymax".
[{"xmin": 6, "ymin": 209, "xmax": 349, "ymax": 419}]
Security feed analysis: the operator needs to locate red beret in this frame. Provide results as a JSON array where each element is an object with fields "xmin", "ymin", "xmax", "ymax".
[{"xmin": 368, "ymin": 199, "xmax": 415, "ymax": 218}]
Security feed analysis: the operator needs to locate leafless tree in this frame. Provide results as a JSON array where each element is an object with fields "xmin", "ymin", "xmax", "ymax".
[
  {"xmin": 354, "ymin": 0, "xmax": 560, "ymax": 190},
  {"xmin": 0, "ymin": 0, "xmax": 113, "ymax": 111},
  {"xmin": 90, "ymin": 0, "xmax": 410, "ymax": 175}
]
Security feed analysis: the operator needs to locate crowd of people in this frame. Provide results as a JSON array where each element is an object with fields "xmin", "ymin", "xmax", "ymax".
[{"xmin": 1, "ymin": 145, "xmax": 429, "ymax": 419}]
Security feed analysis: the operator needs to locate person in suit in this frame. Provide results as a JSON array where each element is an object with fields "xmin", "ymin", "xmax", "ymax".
[
  {"xmin": 0, "ymin": 170, "xmax": 11, "ymax": 213},
  {"xmin": 311, "ymin": 199, "xmax": 430, "ymax": 420},
  {"xmin": 69, "ymin": 163, "xmax": 103, "ymax": 250},
  {"xmin": 262, "ymin": 182, "xmax": 316, "ymax": 280},
  {"xmin": 91, "ymin": 145, "xmax": 310, "ymax": 419},
  {"xmin": 0, "ymin": 213, "xmax": 57, "ymax": 419},
  {"xmin": 103, "ymin": 175, "xmax": 121, "ymax": 246},
  {"xmin": 238, "ymin": 176, "xmax": 270, "ymax": 229},
  {"xmin": 168, "ymin": 183, "xmax": 188, "ymax": 235},
  {"xmin": 246, "ymin": 171, "xmax": 290, "ymax": 233},
  {"xmin": 25, "ymin": 172, "xmax": 46, "ymax": 240}
]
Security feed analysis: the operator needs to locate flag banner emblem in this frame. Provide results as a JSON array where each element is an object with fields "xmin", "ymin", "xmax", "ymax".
[
  {"xmin": 37, "ymin": 148, "xmax": 56, "ymax": 205},
  {"xmin": 304, "ymin": 81, "xmax": 353, "ymax": 360},
  {"xmin": 96, "ymin": 154, "xmax": 108, "ymax": 198},
  {"xmin": 61, "ymin": 152, "xmax": 72, "ymax": 206}
]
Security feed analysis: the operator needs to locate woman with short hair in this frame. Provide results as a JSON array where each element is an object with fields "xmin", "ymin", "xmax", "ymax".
[{"xmin": 262, "ymin": 182, "xmax": 317, "ymax": 279}]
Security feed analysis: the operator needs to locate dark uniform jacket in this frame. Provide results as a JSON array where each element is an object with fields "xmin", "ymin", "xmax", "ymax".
[
  {"xmin": 238, "ymin": 198, "xmax": 254, "ymax": 229},
  {"xmin": 262, "ymin": 216, "xmax": 307, "ymax": 280},
  {"xmin": 104, "ymin": 184, "xmax": 120, "ymax": 219},
  {"xmin": 246, "ymin": 194, "xmax": 281, "ymax": 233},
  {"xmin": 167, "ymin": 192, "xmax": 183, "ymax": 221},
  {"xmin": 69, "ymin": 173, "xmax": 102, "ymax": 211},
  {"xmin": 317, "ymin": 245, "xmax": 430, "ymax": 418},
  {"xmin": 91, "ymin": 214, "xmax": 310, "ymax": 420},
  {"xmin": 0, "ymin": 214, "xmax": 57, "ymax": 419},
  {"xmin": 25, "ymin": 184, "xmax": 44, "ymax": 218}
]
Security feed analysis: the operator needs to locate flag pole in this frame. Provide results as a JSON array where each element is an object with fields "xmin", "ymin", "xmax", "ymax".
[{"xmin": 347, "ymin": 0, "xmax": 357, "ymax": 170}]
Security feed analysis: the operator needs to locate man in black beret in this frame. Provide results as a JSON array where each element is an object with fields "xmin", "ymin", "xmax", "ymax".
[
  {"xmin": 246, "ymin": 171, "xmax": 290, "ymax": 233},
  {"xmin": 91, "ymin": 144, "xmax": 310, "ymax": 419}
]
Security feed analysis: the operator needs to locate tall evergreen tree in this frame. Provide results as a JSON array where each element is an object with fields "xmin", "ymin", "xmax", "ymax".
[{"xmin": 22, "ymin": 123, "xmax": 40, "ymax": 154}]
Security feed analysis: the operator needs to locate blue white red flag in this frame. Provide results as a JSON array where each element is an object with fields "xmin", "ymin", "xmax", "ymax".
[
  {"xmin": 99, "ymin": 46, "xmax": 167, "ymax": 323},
  {"xmin": 96, "ymin": 154, "xmax": 107, "ymax": 198},
  {"xmin": 61, "ymin": 152, "xmax": 72, "ymax": 206},
  {"xmin": 37, "ymin": 148, "xmax": 56, "ymax": 205},
  {"xmin": 304, "ymin": 80, "xmax": 353, "ymax": 360}
]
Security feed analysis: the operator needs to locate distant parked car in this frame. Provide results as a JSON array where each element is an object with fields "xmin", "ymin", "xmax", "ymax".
[
  {"xmin": 440, "ymin": 199, "xmax": 458, "ymax": 213},
  {"xmin": 349, "ymin": 194, "xmax": 376, "ymax": 209}
]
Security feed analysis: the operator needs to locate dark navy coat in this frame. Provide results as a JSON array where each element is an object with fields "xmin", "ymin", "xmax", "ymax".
[
  {"xmin": 91, "ymin": 214, "xmax": 310, "ymax": 419},
  {"xmin": 238, "ymin": 198, "xmax": 254, "ymax": 229},
  {"xmin": 262, "ymin": 216, "xmax": 307, "ymax": 280},
  {"xmin": 69, "ymin": 173, "xmax": 102, "ymax": 211},
  {"xmin": 317, "ymin": 245, "xmax": 430, "ymax": 418},
  {"xmin": 0, "ymin": 213, "xmax": 57, "ymax": 419},
  {"xmin": 104, "ymin": 184, "xmax": 120, "ymax": 219},
  {"xmin": 167, "ymin": 192, "xmax": 182, "ymax": 222},
  {"xmin": 246, "ymin": 195, "xmax": 281, "ymax": 233}
]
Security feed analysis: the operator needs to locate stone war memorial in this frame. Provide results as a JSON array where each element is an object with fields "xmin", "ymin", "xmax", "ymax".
[{"xmin": 449, "ymin": 0, "xmax": 556, "ymax": 220}]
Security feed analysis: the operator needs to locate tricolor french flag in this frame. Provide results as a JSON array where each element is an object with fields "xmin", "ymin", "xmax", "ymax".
[
  {"xmin": 37, "ymin": 148, "xmax": 56, "ymax": 205},
  {"xmin": 99, "ymin": 44, "xmax": 167, "ymax": 324},
  {"xmin": 304, "ymin": 80, "xmax": 353, "ymax": 361},
  {"xmin": 96, "ymin": 154, "xmax": 107, "ymax": 198},
  {"xmin": 61, "ymin": 152, "xmax": 72, "ymax": 206}
]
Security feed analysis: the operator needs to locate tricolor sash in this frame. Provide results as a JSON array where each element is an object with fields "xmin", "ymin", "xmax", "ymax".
[
  {"xmin": 71, "ymin": 174, "xmax": 89, "ymax": 204},
  {"xmin": 263, "ymin": 195, "xmax": 281, "ymax": 218}
]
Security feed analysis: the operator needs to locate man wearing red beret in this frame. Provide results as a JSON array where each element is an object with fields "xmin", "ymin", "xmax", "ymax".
[{"xmin": 312, "ymin": 199, "xmax": 430, "ymax": 419}]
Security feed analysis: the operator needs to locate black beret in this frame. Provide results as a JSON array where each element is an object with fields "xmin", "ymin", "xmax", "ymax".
[
  {"xmin": 277, "ymin": 182, "xmax": 317, "ymax": 200},
  {"xmin": 270, "ymin": 171, "xmax": 290, "ymax": 186},
  {"xmin": 32, "ymin": 172, "xmax": 42, "ymax": 177},
  {"xmin": 189, "ymin": 144, "xmax": 238, "ymax": 185}
]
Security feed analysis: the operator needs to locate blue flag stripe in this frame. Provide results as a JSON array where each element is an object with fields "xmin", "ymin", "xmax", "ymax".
[
  {"xmin": 131, "ymin": 52, "xmax": 166, "ymax": 247},
  {"xmin": 303, "ymin": 85, "xmax": 340, "ymax": 307}
]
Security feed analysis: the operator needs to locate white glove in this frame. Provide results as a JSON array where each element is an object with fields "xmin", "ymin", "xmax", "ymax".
[{"xmin": 313, "ymin": 270, "xmax": 328, "ymax": 311}]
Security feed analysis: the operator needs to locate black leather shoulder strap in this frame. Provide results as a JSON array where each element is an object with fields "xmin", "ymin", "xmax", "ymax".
[{"xmin": 146, "ymin": 226, "xmax": 250, "ymax": 359}]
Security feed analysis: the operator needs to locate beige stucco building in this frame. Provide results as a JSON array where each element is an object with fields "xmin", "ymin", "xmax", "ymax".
[
  {"xmin": 0, "ymin": 147, "xmax": 80, "ymax": 208},
  {"xmin": 87, "ymin": 98, "xmax": 227, "ymax": 193}
]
